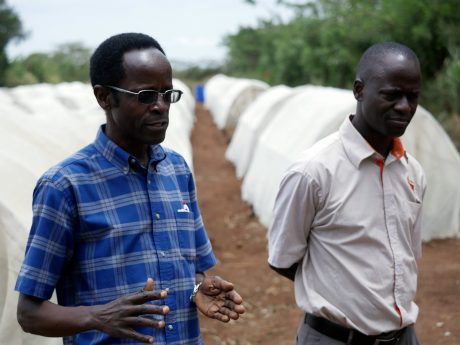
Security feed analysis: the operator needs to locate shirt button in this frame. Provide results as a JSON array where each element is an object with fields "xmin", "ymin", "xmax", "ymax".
[
  {"xmin": 155, "ymin": 213, "xmax": 160, "ymax": 220},
  {"xmin": 160, "ymin": 251, "xmax": 166, "ymax": 257},
  {"xmin": 130, "ymin": 158, "xmax": 136, "ymax": 164},
  {"xmin": 167, "ymin": 325, "xmax": 174, "ymax": 331},
  {"xmin": 148, "ymin": 180, "xmax": 151, "ymax": 184},
  {"xmin": 123, "ymin": 168, "xmax": 129, "ymax": 174}
]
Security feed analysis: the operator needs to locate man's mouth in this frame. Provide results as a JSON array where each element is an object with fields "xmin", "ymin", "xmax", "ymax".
[
  {"xmin": 387, "ymin": 118, "xmax": 409, "ymax": 126},
  {"xmin": 145, "ymin": 121, "xmax": 168, "ymax": 128}
]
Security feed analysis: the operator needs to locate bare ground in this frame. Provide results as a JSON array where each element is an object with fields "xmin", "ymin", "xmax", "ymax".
[{"xmin": 191, "ymin": 105, "xmax": 460, "ymax": 345}]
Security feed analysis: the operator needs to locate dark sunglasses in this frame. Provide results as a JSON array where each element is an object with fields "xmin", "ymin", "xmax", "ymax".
[{"xmin": 106, "ymin": 85, "xmax": 183, "ymax": 104}]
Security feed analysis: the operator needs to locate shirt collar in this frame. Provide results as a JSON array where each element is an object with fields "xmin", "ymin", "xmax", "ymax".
[
  {"xmin": 340, "ymin": 115, "xmax": 407, "ymax": 168},
  {"xmin": 94, "ymin": 125, "xmax": 166, "ymax": 173}
]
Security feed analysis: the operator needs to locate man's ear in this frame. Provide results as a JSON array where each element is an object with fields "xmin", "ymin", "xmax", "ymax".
[
  {"xmin": 353, "ymin": 79, "xmax": 364, "ymax": 102},
  {"xmin": 93, "ymin": 85, "xmax": 112, "ymax": 110}
]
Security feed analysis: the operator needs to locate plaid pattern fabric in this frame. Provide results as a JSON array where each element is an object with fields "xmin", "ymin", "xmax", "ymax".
[{"xmin": 16, "ymin": 126, "xmax": 217, "ymax": 345}]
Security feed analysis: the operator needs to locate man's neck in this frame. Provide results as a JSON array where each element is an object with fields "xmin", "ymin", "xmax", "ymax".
[{"xmin": 350, "ymin": 115, "xmax": 393, "ymax": 157}]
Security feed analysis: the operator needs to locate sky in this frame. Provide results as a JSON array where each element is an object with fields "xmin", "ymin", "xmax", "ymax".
[{"xmin": 6, "ymin": 0, "xmax": 293, "ymax": 65}]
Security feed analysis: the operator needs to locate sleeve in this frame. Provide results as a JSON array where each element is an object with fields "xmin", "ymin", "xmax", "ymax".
[
  {"xmin": 15, "ymin": 178, "xmax": 76, "ymax": 300},
  {"xmin": 188, "ymin": 170, "xmax": 217, "ymax": 273},
  {"xmin": 268, "ymin": 169, "xmax": 320, "ymax": 269}
]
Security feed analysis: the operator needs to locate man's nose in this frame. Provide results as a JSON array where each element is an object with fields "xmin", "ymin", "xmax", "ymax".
[
  {"xmin": 149, "ymin": 94, "xmax": 169, "ymax": 112},
  {"xmin": 395, "ymin": 95, "xmax": 412, "ymax": 113}
]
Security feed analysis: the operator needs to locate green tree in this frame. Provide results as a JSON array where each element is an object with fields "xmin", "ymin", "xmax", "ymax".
[
  {"xmin": 229, "ymin": 0, "xmax": 460, "ymax": 87},
  {"xmin": 0, "ymin": 0, "xmax": 26, "ymax": 84},
  {"xmin": 227, "ymin": 0, "xmax": 460, "ymax": 148},
  {"xmin": 4, "ymin": 42, "xmax": 91, "ymax": 86},
  {"xmin": 21, "ymin": 52, "xmax": 60, "ymax": 83},
  {"xmin": 3, "ymin": 59, "xmax": 38, "ymax": 86},
  {"xmin": 51, "ymin": 42, "xmax": 91, "ymax": 82}
]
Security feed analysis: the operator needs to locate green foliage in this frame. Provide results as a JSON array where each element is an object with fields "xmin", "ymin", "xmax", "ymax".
[
  {"xmin": 1, "ymin": 0, "xmax": 91, "ymax": 86},
  {"xmin": 226, "ymin": 0, "xmax": 460, "ymax": 149},
  {"xmin": 4, "ymin": 42, "xmax": 91, "ymax": 86},
  {"xmin": 0, "ymin": 0, "xmax": 26, "ymax": 84},
  {"xmin": 52, "ymin": 43, "xmax": 92, "ymax": 82},
  {"xmin": 227, "ymin": 0, "xmax": 460, "ymax": 87},
  {"xmin": 423, "ymin": 48, "xmax": 460, "ymax": 147}
]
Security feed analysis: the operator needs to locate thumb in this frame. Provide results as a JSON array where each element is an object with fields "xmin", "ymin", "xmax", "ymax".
[
  {"xmin": 209, "ymin": 276, "xmax": 234, "ymax": 292},
  {"xmin": 144, "ymin": 277, "xmax": 155, "ymax": 291}
]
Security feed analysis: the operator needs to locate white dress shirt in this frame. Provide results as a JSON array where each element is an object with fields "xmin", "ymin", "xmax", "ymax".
[{"xmin": 268, "ymin": 116, "xmax": 426, "ymax": 335}]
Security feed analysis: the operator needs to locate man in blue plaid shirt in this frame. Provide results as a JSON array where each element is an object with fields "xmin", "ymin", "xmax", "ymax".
[{"xmin": 15, "ymin": 32, "xmax": 245, "ymax": 345}]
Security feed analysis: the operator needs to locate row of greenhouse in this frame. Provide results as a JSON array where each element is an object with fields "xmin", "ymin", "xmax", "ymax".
[
  {"xmin": 204, "ymin": 74, "xmax": 460, "ymax": 241},
  {"xmin": 1, "ymin": 74, "xmax": 459, "ymax": 344}
]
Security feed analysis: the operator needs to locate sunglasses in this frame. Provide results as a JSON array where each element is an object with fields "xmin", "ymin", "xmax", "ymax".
[{"xmin": 106, "ymin": 85, "xmax": 183, "ymax": 104}]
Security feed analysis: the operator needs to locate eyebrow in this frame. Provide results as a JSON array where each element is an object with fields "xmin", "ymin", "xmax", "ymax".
[{"xmin": 380, "ymin": 87, "xmax": 419, "ymax": 93}]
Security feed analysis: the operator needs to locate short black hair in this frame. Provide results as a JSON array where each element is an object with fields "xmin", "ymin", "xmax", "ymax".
[
  {"xmin": 356, "ymin": 42, "xmax": 420, "ymax": 80},
  {"xmin": 89, "ymin": 32, "xmax": 166, "ymax": 87}
]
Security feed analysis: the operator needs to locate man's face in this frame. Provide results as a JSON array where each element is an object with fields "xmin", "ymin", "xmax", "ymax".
[
  {"xmin": 107, "ymin": 48, "xmax": 173, "ymax": 149},
  {"xmin": 357, "ymin": 54, "xmax": 421, "ymax": 138}
]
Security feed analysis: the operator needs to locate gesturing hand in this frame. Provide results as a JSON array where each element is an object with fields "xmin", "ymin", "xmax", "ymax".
[
  {"xmin": 194, "ymin": 275, "xmax": 245, "ymax": 323},
  {"xmin": 92, "ymin": 278, "xmax": 169, "ymax": 344}
]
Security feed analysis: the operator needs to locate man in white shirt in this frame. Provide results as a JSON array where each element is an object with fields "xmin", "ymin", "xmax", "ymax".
[{"xmin": 268, "ymin": 42, "xmax": 425, "ymax": 345}]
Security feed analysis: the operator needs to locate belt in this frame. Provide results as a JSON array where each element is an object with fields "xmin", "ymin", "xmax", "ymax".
[{"xmin": 304, "ymin": 313, "xmax": 404, "ymax": 345}]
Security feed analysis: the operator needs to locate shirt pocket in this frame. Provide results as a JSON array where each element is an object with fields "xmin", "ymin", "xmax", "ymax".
[
  {"xmin": 405, "ymin": 200, "xmax": 421, "ymax": 229},
  {"xmin": 175, "ymin": 211, "xmax": 196, "ymax": 262}
]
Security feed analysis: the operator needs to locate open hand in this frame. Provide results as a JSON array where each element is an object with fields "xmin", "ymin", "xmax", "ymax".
[
  {"xmin": 93, "ymin": 278, "xmax": 169, "ymax": 343},
  {"xmin": 195, "ymin": 275, "xmax": 245, "ymax": 323}
]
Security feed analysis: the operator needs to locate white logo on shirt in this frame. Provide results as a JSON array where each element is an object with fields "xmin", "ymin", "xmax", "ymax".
[
  {"xmin": 177, "ymin": 200, "xmax": 190, "ymax": 213},
  {"xmin": 407, "ymin": 176, "xmax": 416, "ymax": 193}
]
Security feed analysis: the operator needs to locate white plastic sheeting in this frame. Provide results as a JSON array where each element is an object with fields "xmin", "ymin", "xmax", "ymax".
[
  {"xmin": 204, "ymin": 74, "xmax": 269, "ymax": 130},
  {"xmin": 241, "ymin": 86, "xmax": 355, "ymax": 226},
  {"xmin": 230, "ymin": 84, "xmax": 460, "ymax": 241},
  {"xmin": 226, "ymin": 85, "xmax": 308, "ymax": 178},
  {"xmin": 0, "ymin": 80, "xmax": 195, "ymax": 345},
  {"xmin": 0, "ymin": 81, "xmax": 99, "ymax": 345},
  {"xmin": 402, "ymin": 107, "xmax": 460, "ymax": 239},
  {"xmin": 0, "ymin": 202, "xmax": 51, "ymax": 345},
  {"xmin": 163, "ymin": 78, "xmax": 197, "ymax": 167}
]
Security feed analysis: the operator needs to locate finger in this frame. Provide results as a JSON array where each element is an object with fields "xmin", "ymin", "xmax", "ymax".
[
  {"xmin": 120, "ymin": 328, "xmax": 155, "ymax": 344},
  {"xmin": 225, "ymin": 290, "xmax": 243, "ymax": 304},
  {"xmin": 218, "ymin": 307, "xmax": 240, "ymax": 321},
  {"xmin": 128, "ymin": 304, "xmax": 170, "ymax": 317},
  {"xmin": 144, "ymin": 278, "xmax": 154, "ymax": 291},
  {"xmin": 204, "ymin": 303, "xmax": 238, "ymax": 322},
  {"xmin": 222, "ymin": 298, "xmax": 245, "ymax": 314},
  {"xmin": 233, "ymin": 303, "xmax": 246, "ymax": 314},
  {"xmin": 133, "ymin": 290, "xmax": 168, "ymax": 304},
  {"xmin": 205, "ymin": 303, "xmax": 220, "ymax": 315},
  {"xmin": 208, "ymin": 276, "xmax": 234, "ymax": 292},
  {"xmin": 124, "ymin": 316, "xmax": 166, "ymax": 329},
  {"xmin": 211, "ymin": 311, "xmax": 231, "ymax": 323}
]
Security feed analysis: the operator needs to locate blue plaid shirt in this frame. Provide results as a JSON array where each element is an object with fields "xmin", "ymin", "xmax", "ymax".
[{"xmin": 15, "ymin": 126, "xmax": 217, "ymax": 345}]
